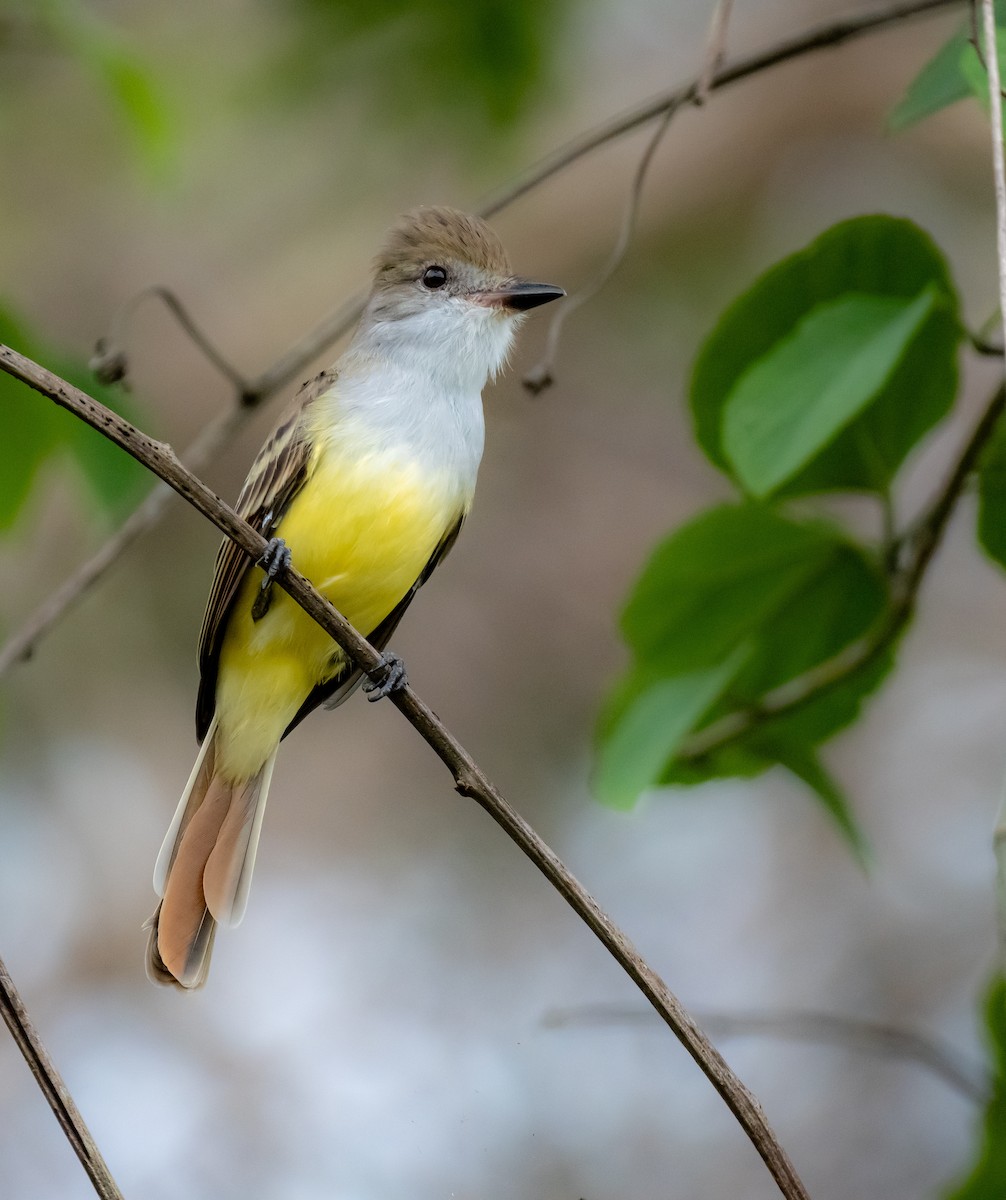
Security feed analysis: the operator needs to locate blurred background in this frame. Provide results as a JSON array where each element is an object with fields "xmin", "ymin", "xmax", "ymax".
[{"xmin": 0, "ymin": 1, "xmax": 1001, "ymax": 1197}]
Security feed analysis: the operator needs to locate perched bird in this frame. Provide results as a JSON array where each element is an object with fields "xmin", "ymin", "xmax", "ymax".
[{"xmin": 146, "ymin": 207, "xmax": 564, "ymax": 988}]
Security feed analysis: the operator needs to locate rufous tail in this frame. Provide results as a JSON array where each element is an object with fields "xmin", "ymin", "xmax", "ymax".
[{"xmin": 145, "ymin": 717, "xmax": 276, "ymax": 989}]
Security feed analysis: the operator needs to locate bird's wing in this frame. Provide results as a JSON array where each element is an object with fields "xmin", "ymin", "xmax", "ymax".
[
  {"xmin": 281, "ymin": 511, "xmax": 467, "ymax": 738},
  {"xmin": 194, "ymin": 370, "xmax": 336, "ymax": 741}
]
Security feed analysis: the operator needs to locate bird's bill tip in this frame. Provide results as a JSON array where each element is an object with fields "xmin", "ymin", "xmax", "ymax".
[{"xmin": 472, "ymin": 281, "xmax": 566, "ymax": 311}]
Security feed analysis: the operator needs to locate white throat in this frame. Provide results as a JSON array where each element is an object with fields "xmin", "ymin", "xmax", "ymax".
[{"xmin": 317, "ymin": 298, "xmax": 518, "ymax": 498}]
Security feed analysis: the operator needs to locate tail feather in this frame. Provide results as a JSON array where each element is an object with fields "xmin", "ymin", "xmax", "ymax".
[
  {"xmin": 204, "ymin": 754, "xmax": 276, "ymax": 927},
  {"xmin": 146, "ymin": 718, "xmax": 276, "ymax": 989}
]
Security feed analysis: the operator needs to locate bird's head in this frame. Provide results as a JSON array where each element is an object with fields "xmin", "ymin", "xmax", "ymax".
[{"xmin": 359, "ymin": 207, "xmax": 564, "ymax": 384}]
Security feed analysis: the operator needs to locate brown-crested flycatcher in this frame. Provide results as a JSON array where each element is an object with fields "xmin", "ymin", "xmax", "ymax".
[{"xmin": 146, "ymin": 207, "xmax": 564, "ymax": 988}]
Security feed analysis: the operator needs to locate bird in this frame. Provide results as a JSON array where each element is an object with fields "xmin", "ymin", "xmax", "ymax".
[{"xmin": 145, "ymin": 207, "xmax": 564, "ymax": 988}]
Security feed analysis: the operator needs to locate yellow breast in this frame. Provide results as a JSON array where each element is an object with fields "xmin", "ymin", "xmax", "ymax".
[{"xmin": 214, "ymin": 443, "xmax": 465, "ymax": 780}]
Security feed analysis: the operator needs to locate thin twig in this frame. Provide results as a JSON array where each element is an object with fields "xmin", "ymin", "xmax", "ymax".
[
  {"xmin": 677, "ymin": 381, "xmax": 1006, "ymax": 763},
  {"xmin": 0, "ymin": 0, "xmax": 964, "ymax": 678},
  {"xmin": 0, "ymin": 954, "xmax": 124, "ymax": 1200},
  {"xmin": 0, "ymin": 344, "xmax": 812, "ymax": 1200},
  {"xmin": 980, "ymin": 0, "xmax": 1006, "ymax": 961},
  {"xmin": 523, "ymin": 0, "xmax": 737, "ymax": 392},
  {"xmin": 93, "ymin": 286, "xmax": 250, "ymax": 395},
  {"xmin": 519, "ymin": 0, "xmax": 959, "ymax": 391},
  {"xmin": 0, "ymin": 291, "xmax": 365, "ymax": 674},
  {"xmin": 696, "ymin": 0, "xmax": 735, "ymax": 103},
  {"xmin": 523, "ymin": 103, "xmax": 680, "ymax": 394},
  {"xmin": 0, "ymin": 406, "xmax": 238, "ymax": 673},
  {"xmin": 544, "ymin": 1004, "xmax": 989, "ymax": 1104},
  {"xmin": 477, "ymin": 0, "xmax": 963, "ymax": 219}
]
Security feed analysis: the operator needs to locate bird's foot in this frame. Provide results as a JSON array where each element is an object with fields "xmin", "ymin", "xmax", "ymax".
[
  {"xmin": 259, "ymin": 537, "xmax": 291, "ymax": 586},
  {"xmin": 252, "ymin": 538, "xmax": 291, "ymax": 621},
  {"xmin": 363, "ymin": 651, "xmax": 408, "ymax": 701}
]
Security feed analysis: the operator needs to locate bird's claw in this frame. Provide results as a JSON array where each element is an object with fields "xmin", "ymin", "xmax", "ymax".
[
  {"xmin": 363, "ymin": 651, "xmax": 408, "ymax": 701},
  {"xmin": 252, "ymin": 538, "xmax": 291, "ymax": 622},
  {"xmin": 259, "ymin": 537, "xmax": 291, "ymax": 587}
]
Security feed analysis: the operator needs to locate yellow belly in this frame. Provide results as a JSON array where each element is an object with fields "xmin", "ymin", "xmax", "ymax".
[{"xmin": 215, "ymin": 446, "xmax": 463, "ymax": 780}]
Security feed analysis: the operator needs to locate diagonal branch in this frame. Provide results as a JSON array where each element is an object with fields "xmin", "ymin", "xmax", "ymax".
[
  {"xmin": 0, "ymin": 292, "xmax": 366, "ymax": 675},
  {"xmin": 0, "ymin": 0, "xmax": 965, "ymax": 677},
  {"xmin": 0, "ymin": 342, "xmax": 811, "ymax": 1200},
  {"xmin": 0, "ymin": 954, "xmax": 123, "ymax": 1200},
  {"xmin": 477, "ymin": 0, "xmax": 964, "ymax": 219}
]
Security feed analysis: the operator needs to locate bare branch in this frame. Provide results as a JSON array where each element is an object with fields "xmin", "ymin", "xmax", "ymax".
[
  {"xmin": 0, "ymin": 0, "xmax": 964, "ymax": 677},
  {"xmin": 0, "ymin": 405, "xmax": 239, "ymax": 673},
  {"xmin": 0, "ymin": 294, "xmax": 365, "ymax": 673},
  {"xmin": 523, "ymin": 102, "xmax": 679, "ymax": 395},
  {"xmin": 93, "ymin": 286, "xmax": 250, "ymax": 395},
  {"xmin": 979, "ymin": 0, "xmax": 1006, "ymax": 961},
  {"xmin": 477, "ymin": 0, "xmax": 964, "ymax": 219},
  {"xmin": 0, "ymin": 343, "xmax": 812, "ymax": 1200},
  {"xmin": 0, "ymin": 954, "xmax": 124, "ymax": 1200},
  {"xmin": 520, "ymin": 0, "xmax": 960, "ymax": 391},
  {"xmin": 544, "ymin": 1003, "xmax": 989, "ymax": 1104},
  {"xmin": 696, "ymin": 0, "xmax": 735, "ymax": 104}
]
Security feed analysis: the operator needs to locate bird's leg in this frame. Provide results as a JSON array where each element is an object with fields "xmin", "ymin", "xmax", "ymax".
[
  {"xmin": 363, "ymin": 651, "xmax": 408, "ymax": 701},
  {"xmin": 252, "ymin": 537, "xmax": 292, "ymax": 622}
]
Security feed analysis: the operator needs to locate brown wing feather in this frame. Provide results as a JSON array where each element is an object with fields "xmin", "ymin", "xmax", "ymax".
[
  {"xmin": 282, "ymin": 511, "xmax": 466, "ymax": 737},
  {"xmin": 194, "ymin": 370, "xmax": 336, "ymax": 741}
]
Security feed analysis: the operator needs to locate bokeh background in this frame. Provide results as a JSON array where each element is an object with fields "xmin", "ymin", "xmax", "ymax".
[{"xmin": 0, "ymin": 1, "xmax": 1002, "ymax": 1197}]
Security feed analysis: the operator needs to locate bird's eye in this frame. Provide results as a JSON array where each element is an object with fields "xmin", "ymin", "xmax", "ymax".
[{"xmin": 422, "ymin": 265, "xmax": 448, "ymax": 289}]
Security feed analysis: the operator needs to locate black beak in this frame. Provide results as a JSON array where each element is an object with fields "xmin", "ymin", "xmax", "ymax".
[{"xmin": 473, "ymin": 281, "xmax": 566, "ymax": 311}]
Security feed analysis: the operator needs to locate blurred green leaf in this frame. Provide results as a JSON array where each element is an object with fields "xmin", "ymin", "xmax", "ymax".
[
  {"xmin": 890, "ymin": 2, "xmax": 1006, "ymax": 131},
  {"xmin": 595, "ymin": 653, "xmax": 746, "ymax": 811},
  {"xmin": 658, "ymin": 647, "xmax": 895, "ymax": 850},
  {"xmin": 49, "ymin": 357, "xmax": 150, "ymax": 518},
  {"xmin": 691, "ymin": 216, "xmax": 961, "ymax": 496},
  {"xmin": 944, "ymin": 975, "xmax": 1006, "ymax": 1200},
  {"xmin": 0, "ymin": 303, "xmax": 149, "ymax": 530},
  {"xmin": 889, "ymin": 29, "xmax": 979, "ymax": 131},
  {"xmin": 0, "ymin": 311, "xmax": 59, "ymax": 532},
  {"xmin": 601, "ymin": 504, "xmax": 889, "ymax": 835},
  {"xmin": 722, "ymin": 288, "xmax": 938, "ymax": 499},
  {"xmin": 978, "ymin": 411, "xmax": 1006, "ymax": 571},
  {"xmin": 621, "ymin": 504, "xmax": 883, "ymax": 675},
  {"xmin": 741, "ymin": 644, "xmax": 896, "ymax": 753},
  {"xmin": 770, "ymin": 746, "xmax": 869, "ymax": 865},
  {"xmin": 275, "ymin": 0, "xmax": 570, "ymax": 150},
  {"xmin": 36, "ymin": 0, "xmax": 175, "ymax": 176}
]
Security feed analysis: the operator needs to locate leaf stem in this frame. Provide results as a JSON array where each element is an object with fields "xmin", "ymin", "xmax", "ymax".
[{"xmin": 678, "ymin": 381, "xmax": 1006, "ymax": 762}]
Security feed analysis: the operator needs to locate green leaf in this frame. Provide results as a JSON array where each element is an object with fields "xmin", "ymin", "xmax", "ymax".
[
  {"xmin": 595, "ymin": 653, "xmax": 746, "ymax": 811},
  {"xmin": 274, "ymin": 0, "xmax": 570, "ymax": 153},
  {"xmin": 744, "ymin": 643, "xmax": 897, "ymax": 753},
  {"xmin": 944, "ymin": 976, "xmax": 1005, "ymax": 1199},
  {"xmin": 0, "ymin": 302, "xmax": 149, "ymax": 529},
  {"xmin": 622, "ymin": 504, "xmax": 883, "ymax": 675},
  {"xmin": 722, "ymin": 288, "xmax": 938, "ymax": 499},
  {"xmin": 37, "ymin": 0, "xmax": 174, "ymax": 176},
  {"xmin": 691, "ymin": 216, "xmax": 961, "ymax": 497},
  {"xmin": 657, "ymin": 646, "xmax": 895, "ymax": 850},
  {"xmin": 51, "ymin": 357, "xmax": 150, "ymax": 517},
  {"xmin": 771, "ymin": 746, "xmax": 869, "ymax": 866},
  {"xmin": 889, "ymin": 30, "xmax": 979, "ymax": 131},
  {"xmin": 978, "ymin": 412, "xmax": 1006, "ymax": 571},
  {"xmin": 890, "ymin": 1, "xmax": 1006, "ymax": 131},
  {"xmin": 0, "ymin": 310, "xmax": 59, "ymax": 531},
  {"xmin": 602, "ymin": 503, "xmax": 891, "ymax": 833}
]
